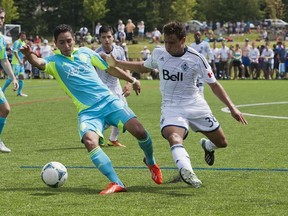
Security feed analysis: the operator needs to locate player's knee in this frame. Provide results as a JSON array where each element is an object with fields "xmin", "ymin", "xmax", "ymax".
[
  {"xmin": 215, "ymin": 137, "xmax": 228, "ymax": 148},
  {"xmin": 167, "ymin": 132, "xmax": 182, "ymax": 145},
  {"xmin": 0, "ymin": 106, "xmax": 10, "ymax": 117}
]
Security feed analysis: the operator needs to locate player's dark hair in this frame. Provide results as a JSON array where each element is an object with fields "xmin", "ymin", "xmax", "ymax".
[
  {"xmin": 163, "ymin": 21, "xmax": 186, "ymax": 40},
  {"xmin": 54, "ymin": 24, "xmax": 74, "ymax": 42},
  {"xmin": 99, "ymin": 25, "xmax": 114, "ymax": 35},
  {"xmin": 0, "ymin": 8, "xmax": 5, "ymax": 13}
]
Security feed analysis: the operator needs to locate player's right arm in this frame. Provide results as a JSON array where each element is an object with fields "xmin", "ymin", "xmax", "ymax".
[
  {"xmin": 102, "ymin": 53, "xmax": 150, "ymax": 73},
  {"xmin": 0, "ymin": 58, "xmax": 19, "ymax": 90},
  {"xmin": 20, "ymin": 45, "xmax": 46, "ymax": 71}
]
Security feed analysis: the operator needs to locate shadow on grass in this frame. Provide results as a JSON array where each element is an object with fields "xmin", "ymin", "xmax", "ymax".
[{"xmin": 0, "ymin": 183, "xmax": 203, "ymax": 197}]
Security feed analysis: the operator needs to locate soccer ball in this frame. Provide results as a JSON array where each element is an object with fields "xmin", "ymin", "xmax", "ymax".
[{"xmin": 41, "ymin": 162, "xmax": 68, "ymax": 188}]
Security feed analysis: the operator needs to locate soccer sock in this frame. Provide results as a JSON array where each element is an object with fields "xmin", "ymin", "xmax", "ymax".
[
  {"xmin": 2, "ymin": 78, "xmax": 12, "ymax": 92},
  {"xmin": 138, "ymin": 131, "xmax": 155, "ymax": 165},
  {"xmin": 18, "ymin": 79, "xmax": 23, "ymax": 95},
  {"xmin": 109, "ymin": 126, "xmax": 119, "ymax": 141},
  {"xmin": 171, "ymin": 144, "xmax": 194, "ymax": 173},
  {"xmin": 0, "ymin": 117, "xmax": 7, "ymax": 137},
  {"xmin": 204, "ymin": 139, "xmax": 218, "ymax": 152},
  {"xmin": 89, "ymin": 147, "xmax": 124, "ymax": 187}
]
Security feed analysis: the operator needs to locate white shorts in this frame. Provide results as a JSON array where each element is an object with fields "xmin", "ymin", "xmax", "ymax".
[{"xmin": 160, "ymin": 98, "xmax": 220, "ymax": 136}]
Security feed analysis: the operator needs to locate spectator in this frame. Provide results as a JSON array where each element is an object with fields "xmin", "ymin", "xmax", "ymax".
[
  {"xmin": 40, "ymin": 39, "xmax": 53, "ymax": 79},
  {"xmin": 241, "ymin": 38, "xmax": 251, "ymax": 78},
  {"xmin": 248, "ymin": 41, "xmax": 260, "ymax": 79},
  {"xmin": 137, "ymin": 21, "xmax": 145, "ymax": 41},
  {"xmin": 260, "ymin": 41, "xmax": 274, "ymax": 80},
  {"xmin": 231, "ymin": 44, "xmax": 243, "ymax": 80},
  {"xmin": 33, "ymin": 35, "xmax": 41, "ymax": 45},
  {"xmin": 125, "ymin": 19, "xmax": 135, "ymax": 44},
  {"xmin": 140, "ymin": 46, "xmax": 150, "ymax": 61},
  {"xmin": 95, "ymin": 22, "xmax": 102, "ymax": 42},
  {"xmin": 151, "ymin": 27, "xmax": 161, "ymax": 44},
  {"xmin": 218, "ymin": 41, "xmax": 230, "ymax": 79}
]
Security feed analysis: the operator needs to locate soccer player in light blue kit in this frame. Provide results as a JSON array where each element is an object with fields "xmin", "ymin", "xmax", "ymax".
[
  {"xmin": 2, "ymin": 31, "xmax": 27, "ymax": 96},
  {"xmin": 20, "ymin": 24, "xmax": 162, "ymax": 194},
  {"xmin": 0, "ymin": 8, "xmax": 19, "ymax": 153}
]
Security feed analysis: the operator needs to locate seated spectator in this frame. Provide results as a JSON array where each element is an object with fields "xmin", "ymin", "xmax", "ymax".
[
  {"xmin": 140, "ymin": 46, "xmax": 151, "ymax": 61},
  {"xmin": 151, "ymin": 28, "xmax": 161, "ymax": 44},
  {"xmin": 33, "ymin": 35, "xmax": 41, "ymax": 44}
]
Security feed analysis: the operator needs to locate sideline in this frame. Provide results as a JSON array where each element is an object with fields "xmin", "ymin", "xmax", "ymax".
[{"xmin": 221, "ymin": 101, "xmax": 288, "ymax": 119}]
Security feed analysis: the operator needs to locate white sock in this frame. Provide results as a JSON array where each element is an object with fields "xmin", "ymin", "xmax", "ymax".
[
  {"xmin": 109, "ymin": 126, "xmax": 119, "ymax": 141},
  {"xmin": 204, "ymin": 139, "xmax": 218, "ymax": 152},
  {"xmin": 171, "ymin": 144, "xmax": 194, "ymax": 173}
]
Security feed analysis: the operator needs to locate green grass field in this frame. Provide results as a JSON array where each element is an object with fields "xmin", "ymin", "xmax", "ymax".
[{"xmin": 0, "ymin": 79, "xmax": 287, "ymax": 215}]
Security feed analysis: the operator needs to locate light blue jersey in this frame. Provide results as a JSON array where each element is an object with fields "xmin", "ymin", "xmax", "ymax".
[
  {"xmin": 44, "ymin": 47, "xmax": 136, "ymax": 140},
  {"xmin": 44, "ymin": 47, "xmax": 117, "ymax": 113},
  {"xmin": 0, "ymin": 34, "xmax": 7, "ymax": 104}
]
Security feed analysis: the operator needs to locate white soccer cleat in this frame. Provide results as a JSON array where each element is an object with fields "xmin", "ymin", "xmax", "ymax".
[
  {"xmin": 180, "ymin": 167, "xmax": 202, "ymax": 188},
  {"xmin": 0, "ymin": 141, "xmax": 11, "ymax": 153}
]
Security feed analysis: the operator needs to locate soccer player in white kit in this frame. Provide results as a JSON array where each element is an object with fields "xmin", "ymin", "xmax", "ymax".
[
  {"xmin": 95, "ymin": 25, "xmax": 131, "ymax": 147},
  {"xmin": 190, "ymin": 31, "xmax": 215, "ymax": 96},
  {"xmin": 103, "ymin": 21, "xmax": 248, "ymax": 188}
]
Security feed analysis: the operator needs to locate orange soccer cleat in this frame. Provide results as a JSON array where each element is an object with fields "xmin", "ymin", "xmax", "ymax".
[
  {"xmin": 99, "ymin": 182, "xmax": 127, "ymax": 195},
  {"xmin": 143, "ymin": 158, "xmax": 163, "ymax": 185}
]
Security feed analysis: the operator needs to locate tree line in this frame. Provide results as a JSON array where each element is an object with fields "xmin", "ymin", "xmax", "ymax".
[{"xmin": 1, "ymin": 0, "xmax": 287, "ymax": 37}]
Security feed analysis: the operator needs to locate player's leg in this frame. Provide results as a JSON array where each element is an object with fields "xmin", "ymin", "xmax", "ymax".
[
  {"xmin": 107, "ymin": 126, "xmax": 126, "ymax": 147},
  {"xmin": 0, "ymin": 91, "xmax": 10, "ymax": 153},
  {"xmin": 124, "ymin": 117, "xmax": 162, "ymax": 184},
  {"xmin": 17, "ymin": 66, "xmax": 27, "ymax": 97},
  {"xmin": 79, "ymin": 112, "xmax": 126, "ymax": 194},
  {"xmin": 162, "ymin": 125, "xmax": 202, "ymax": 188}
]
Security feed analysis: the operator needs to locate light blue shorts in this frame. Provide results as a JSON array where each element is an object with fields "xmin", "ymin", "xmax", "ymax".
[
  {"xmin": 0, "ymin": 88, "xmax": 7, "ymax": 104},
  {"xmin": 12, "ymin": 64, "xmax": 25, "ymax": 76},
  {"xmin": 78, "ymin": 99, "xmax": 136, "ymax": 142}
]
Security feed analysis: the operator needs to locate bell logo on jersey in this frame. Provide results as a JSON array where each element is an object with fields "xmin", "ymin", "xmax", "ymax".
[{"xmin": 163, "ymin": 69, "xmax": 183, "ymax": 81}]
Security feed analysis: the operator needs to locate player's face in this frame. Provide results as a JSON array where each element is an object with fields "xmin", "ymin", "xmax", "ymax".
[
  {"xmin": 164, "ymin": 34, "xmax": 186, "ymax": 56},
  {"xmin": 0, "ymin": 12, "xmax": 5, "ymax": 28},
  {"xmin": 99, "ymin": 31, "xmax": 114, "ymax": 51},
  {"xmin": 55, "ymin": 31, "xmax": 75, "ymax": 57}
]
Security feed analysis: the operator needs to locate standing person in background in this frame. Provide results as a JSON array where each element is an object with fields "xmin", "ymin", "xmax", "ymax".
[
  {"xmin": 0, "ymin": 7, "xmax": 19, "ymax": 153},
  {"xmin": 137, "ymin": 21, "xmax": 145, "ymax": 41},
  {"xmin": 21, "ymin": 24, "xmax": 162, "ymax": 194},
  {"xmin": 95, "ymin": 22, "xmax": 102, "ymax": 43},
  {"xmin": 95, "ymin": 25, "xmax": 131, "ymax": 147},
  {"xmin": 218, "ymin": 41, "xmax": 230, "ymax": 80},
  {"xmin": 190, "ymin": 31, "xmax": 215, "ymax": 96},
  {"xmin": 241, "ymin": 38, "xmax": 251, "ymax": 78},
  {"xmin": 249, "ymin": 41, "xmax": 260, "ymax": 79},
  {"xmin": 261, "ymin": 41, "xmax": 274, "ymax": 80},
  {"xmin": 40, "ymin": 39, "xmax": 53, "ymax": 79},
  {"xmin": 125, "ymin": 19, "xmax": 135, "ymax": 44},
  {"xmin": 103, "ymin": 21, "xmax": 248, "ymax": 188},
  {"xmin": 2, "ymin": 31, "xmax": 27, "ymax": 97}
]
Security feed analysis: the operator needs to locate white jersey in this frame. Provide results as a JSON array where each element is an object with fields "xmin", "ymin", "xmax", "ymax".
[
  {"xmin": 190, "ymin": 41, "xmax": 214, "ymax": 63},
  {"xmin": 248, "ymin": 47, "xmax": 260, "ymax": 63},
  {"xmin": 144, "ymin": 46, "xmax": 216, "ymax": 117},
  {"xmin": 95, "ymin": 44, "xmax": 127, "ymax": 102}
]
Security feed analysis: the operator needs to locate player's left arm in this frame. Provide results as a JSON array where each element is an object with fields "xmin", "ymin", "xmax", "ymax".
[
  {"xmin": 207, "ymin": 81, "xmax": 248, "ymax": 125},
  {"xmin": 0, "ymin": 59, "xmax": 19, "ymax": 90}
]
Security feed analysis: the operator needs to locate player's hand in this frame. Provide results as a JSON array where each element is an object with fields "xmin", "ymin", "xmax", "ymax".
[
  {"xmin": 101, "ymin": 53, "xmax": 117, "ymax": 67},
  {"xmin": 11, "ymin": 79, "xmax": 19, "ymax": 91},
  {"xmin": 230, "ymin": 106, "xmax": 248, "ymax": 125},
  {"xmin": 122, "ymin": 83, "xmax": 132, "ymax": 97},
  {"xmin": 20, "ymin": 45, "xmax": 33, "ymax": 56},
  {"xmin": 132, "ymin": 80, "xmax": 141, "ymax": 96}
]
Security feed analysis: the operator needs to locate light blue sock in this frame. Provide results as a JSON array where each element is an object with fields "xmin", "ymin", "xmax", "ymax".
[
  {"xmin": 89, "ymin": 147, "xmax": 124, "ymax": 187},
  {"xmin": 2, "ymin": 78, "xmax": 12, "ymax": 93},
  {"xmin": 0, "ymin": 117, "xmax": 7, "ymax": 136},
  {"xmin": 138, "ymin": 131, "xmax": 155, "ymax": 165},
  {"xmin": 18, "ymin": 79, "xmax": 23, "ymax": 95}
]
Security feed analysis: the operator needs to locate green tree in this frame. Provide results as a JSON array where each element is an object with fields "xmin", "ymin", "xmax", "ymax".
[
  {"xmin": 83, "ymin": 0, "xmax": 109, "ymax": 34},
  {"xmin": 264, "ymin": 0, "xmax": 285, "ymax": 19},
  {"xmin": 171, "ymin": 0, "xmax": 197, "ymax": 22},
  {"xmin": 0, "ymin": 0, "xmax": 19, "ymax": 23}
]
